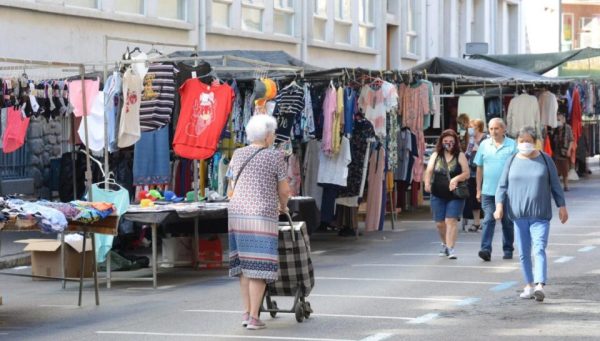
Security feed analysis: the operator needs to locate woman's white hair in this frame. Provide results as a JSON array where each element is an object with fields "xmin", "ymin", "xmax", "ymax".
[{"xmin": 245, "ymin": 114, "xmax": 278, "ymax": 143}]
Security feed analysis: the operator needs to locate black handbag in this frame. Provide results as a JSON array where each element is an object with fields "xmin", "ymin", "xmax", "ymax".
[{"xmin": 442, "ymin": 156, "xmax": 469, "ymax": 199}]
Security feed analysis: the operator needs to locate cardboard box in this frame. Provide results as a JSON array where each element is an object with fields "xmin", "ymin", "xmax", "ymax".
[
  {"xmin": 161, "ymin": 237, "xmax": 193, "ymax": 267},
  {"xmin": 15, "ymin": 238, "xmax": 93, "ymax": 280}
]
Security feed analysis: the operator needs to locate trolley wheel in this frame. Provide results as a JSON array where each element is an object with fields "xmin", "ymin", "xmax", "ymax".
[
  {"xmin": 270, "ymin": 300, "xmax": 278, "ymax": 318},
  {"xmin": 295, "ymin": 304, "xmax": 305, "ymax": 323},
  {"xmin": 303, "ymin": 301, "xmax": 312, "ymax": 318}
]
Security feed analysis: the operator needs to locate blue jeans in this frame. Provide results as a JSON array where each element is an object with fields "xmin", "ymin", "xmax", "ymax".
[
  {"xmin": 480, "ymin": 195, "xmax": 514, "ymax": 254},
  {"xmin": 514, "ymin": 219, "xmax": 550, "ymax": 285}
]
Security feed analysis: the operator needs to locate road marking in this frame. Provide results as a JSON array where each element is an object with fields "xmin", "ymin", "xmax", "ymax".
[
  {"xmin": 126, "ymin": 285, "xmax": 176, "ymax": 290},
  {"xmin": 316, "ymin": 277, "xmax": 501, "ymax": 285},
  {"xmin": 353, "ymin": 264, "xmax": 518, "ymax": 270},
  {"xmin": 548, "ymin": 243, "xmax": 599, "ymax": 246},
  {"xmin": 397, "ymin": 220, "xmax": 431, "ymax": 223},
  {"xmin": 11, "ymin": 266, "xmax": 30, "ymax": 270},
  {"xmin": 407, "ymin": 313, "xmax": 439, "ymax": 324},
  {"xmin": 97, "ymin": 331, "xmax": 353, "ymax": 341},
  {"xmin": 359, "ymin": 333, "xmax": 394, "ymax": 341},
  {"xmin": 456, "ymin": 297, "xmax": 481, "ymax": 306},
  {"xmin": 39, "ymin": 305, "xmax": 79, "ymax": 309},
  {"xmin": 489, "ymin": 281, "xmax": 517, "ymax": 292},
  {"xmin": 311, "ymin": 293, "xmax": 463, "ymax": 303},
  {"xmin": 554, "ymin": 256, "xmax": 575, "ymax": 263},
  {"xmin": 430, "ymin": 241, "xmax": 480, "ymax": 244},
  {"xmin": 578, "ymin": 246, "xmax": 596, "ymax": 252},
  {"xmin": 312, "ymin": 250, "xmax": 327, "ymax": 255},
  {"xmin": 393, "ymin": 252, "xmax": 563, "ymax": 258},
  {"xmin": 184, "ymin": 309, "xmax": 415, "ymax": 322}
]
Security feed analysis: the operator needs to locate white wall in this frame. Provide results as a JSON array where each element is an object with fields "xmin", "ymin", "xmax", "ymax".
[{"xmin": 522, "ymin": 0, "xmax": 560, "ymax": 53}]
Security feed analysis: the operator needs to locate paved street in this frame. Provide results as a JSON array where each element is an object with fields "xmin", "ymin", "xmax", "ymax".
[{"xmin": 1, "ymin": 175, "xmax": 600, "ymax": 341}]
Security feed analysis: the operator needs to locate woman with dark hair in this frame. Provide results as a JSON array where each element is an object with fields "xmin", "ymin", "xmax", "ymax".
[{"xmin": 424, "ymin": 129, "xmax": 470, "ymax": 259}]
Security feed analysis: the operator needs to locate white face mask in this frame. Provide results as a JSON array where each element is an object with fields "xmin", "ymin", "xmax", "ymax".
[
  {"xmin": 517, "ymin": 142, "xmax": 535, "ymax": 155},
  {"xmin": 468, "ymin": 127, "xmax": 475, "ymax": 135}
]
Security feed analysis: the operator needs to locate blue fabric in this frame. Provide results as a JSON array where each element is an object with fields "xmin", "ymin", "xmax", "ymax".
[
  {"xmin": 496, "ymin": 153, "xmax": 565, "ymax": 221},
  {"xmin": 133, "ymin": 126, "xmax": 171, "ymax": 185},
  {"xmin": 104, "ymin": 74, "xmax": 122, "ymax": 153},
  {"xmin": 480, "ymin": 194, "xmax": 514, "ymax": 254},
  {"xmin": 430, "ymin": 194, "xmax": 465, "ymax": 222},
  {"xmin": 486, "ymin": 97, "xmax": 502, "ymax": 124},
  {"xmin": 514, "ymin": 218, "xmax": 550, "ymax": 285},
  {"xmin": 473, "ymin": 137, "xmax": 517, "ymax": 196},
  {"xmin": 91, "ymin": 184, "xmax": 130, "ymax": 263},
  {"xmin": 343, "ymin": 87, "xmax": 356, "ymax": 135}
]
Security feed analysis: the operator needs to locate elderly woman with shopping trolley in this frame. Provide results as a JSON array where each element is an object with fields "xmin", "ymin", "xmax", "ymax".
[{"xmin": 227, "ymin": 114, "xmax": 290, "ymax": 330}]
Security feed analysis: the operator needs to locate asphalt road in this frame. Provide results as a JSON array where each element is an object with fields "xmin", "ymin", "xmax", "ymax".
[{"xmin": 1, "ymin": 176, "xmax": 600, "ymax": 340}]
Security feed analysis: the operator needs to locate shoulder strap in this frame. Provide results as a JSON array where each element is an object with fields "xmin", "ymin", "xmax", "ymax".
[
  {"xmin": 232, "ymin": 147, "xmax": 265, "ymax": 191},
  {"xmin": 539, "ymin": 152, "xmax": 552, "ymax": 185}
]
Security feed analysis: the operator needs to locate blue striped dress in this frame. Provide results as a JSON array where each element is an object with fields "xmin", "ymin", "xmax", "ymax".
[{"xmin": 227, "ymin": 146, "xmax": 287, "ymax": 282}]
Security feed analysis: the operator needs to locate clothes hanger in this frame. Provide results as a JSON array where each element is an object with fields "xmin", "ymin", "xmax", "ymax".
[{"xmin": 147, "ymin": 44, "xmax": 164, "ymax": 59}]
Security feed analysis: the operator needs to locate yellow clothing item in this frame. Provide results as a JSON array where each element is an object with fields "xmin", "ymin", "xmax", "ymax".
[{"xmin": 332, "ymin": 87, "xmax": 344, "ymax": 154}]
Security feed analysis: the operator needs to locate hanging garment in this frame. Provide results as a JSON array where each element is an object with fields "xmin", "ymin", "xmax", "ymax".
[
  {"xmin": 365, "ymin": 147, "xmax": 385, "ymax": 231},
  {"xmin": 458, "ymin": 90, "xmax": 486, "ymax": 128},
  {"xmin": 343, "ymin": 87, "xmax": 356, "ymax": 135},
  {"xmin": 139, "ymin": 63, "xmax": 176, "ymax": 132},
  {"xmin": 118, "ymin": 69, "xmax": 143, "ymax": 148},
  {"xmin": 77, "ymin": 91, "xmax": 106, "ymax": 152},
  {"xmin": 507, "ymin": 93, "xmax": 540, "ymax": 137},
  {"xmin": 358, "ymin": 81, "xmax": 398, "ymax": 137},
  {"xmin": 302, "ymin": 83, "xmax": 316, "ymax": 142},
  {"xmin": 311, "ymin": 86, "xmax": 326, "ymax": 140},
  {"xmin": 321, "ymin": 85, "xmax": 337, "ymax": 155},
  {"xmin": 317, "ymin": 137, "xmax": 352, "ymax": 187},
  {"xmin": 104, "ymin": 73, "xmax": 122, "ymax": 152},
  {"xmin": 273, "ymin": 84, "xmax": 305, "ymax": 139},
  {"xmin": 67, "ymin": 79, "xmax": 99, "ymax": 117},
  {"xmin": 287, "ymin": 153, "xmax": 302, "ymax": 196},
  {"xmin": 91, "ymin": 184, "xmax": 130, "ymax": 263},
  {"xmin": 538, "ymin": 90, "xmax": 559, "ymax": 128},
  {"xmin": 133, "ymin": 126, "xmax": 170, "ymax": 185},
  {"xmin": 2, "ymin": 107, "xmax": 30, "ymax": 153},
  {"xmin": 432, "ymin": 83, "xmax": 442, "ymax": 129},
  {"xmin": 303, "ymin": 139, "xmax": 324, "ymax": 210},
  {"xmin": 400, "ymin": 82, "xmax": 428, "ymax": 182},
  {"xmin": 387, "ymin": 108, "xmax": 399, "ymax": 172},
  {"xmin": 218, "ymin": 156, "xmax": 229, "ymax": 196},
  {"xmin": 571, "ymin": 87, "xmax": 583, "ymax": 150},
  {"xmin": 338, "ymin": 119, "xmax": 376, "ymax": 198},
  {"xmin": 331, "ymin": 86, "xmax": 344, "ymax": 154},
  {"xmin": 173, "ymin": 79, "xmax": 234, "ymax": 160},
  {"xmin": 0, "ymin": 107, "xmax": 7, "ymax": 149},
  {"xmin": 486, "ymin": 97, "xmax": 503, "ymax": 124}
]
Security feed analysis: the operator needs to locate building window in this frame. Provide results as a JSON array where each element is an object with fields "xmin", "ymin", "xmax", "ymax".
[
  {"xmin": 313, "ymin": 0, "xmax": 327, "ymax": 41},
  {"xmin": 274, "ymin": 0, "xmax": 295, "ymax": 36},
  {"xmin": 334, "ymin": 0, "xmax": 351, "ymax": 44},
  {"xmin": 64, "ymin": 0, "xmax": 98, "ymax": 8},
  {"xmin": 211, "ymin": 0, "xmax": 231, "ymax": 27},
  {"xmin": 242, "ymin": 0, "xmax": 264, "ymax": 32},
  {"xmin": 157, "ymin": 0, "xmax": 187, "ymax": 20},
  {"xmin": 562, "ymin": 13, "xmax": 574, "ymax": 51},
  {"xmin": 359, "ymin": 0, "xmax": 374, "ymax": 48},
  {"xmin": 404, "ymin": 0, "xmax": 419, "ymax": 55},
  {"xmin": 115, "ymin": 0, "xmax": 145, "ymax": 14},
  {"xmin": 335, "ymin": 0, "xmax": 351, "ymax": 20}
]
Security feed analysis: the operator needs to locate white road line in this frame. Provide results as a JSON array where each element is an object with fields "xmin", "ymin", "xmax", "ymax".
[
  {"xmin": 39, "ymin": 305, "xmax": 79, "ymax": 309},
  {"xmin": 393, "ymin": 253, "xmax": 563, "ymax": 258},
  {"xmin": 430, "ymin": 241, "xmax": 480, "ymax": 244},
  {"xmin": 578, "ymin": 246, "xmax": 596, "ymax": 252},
  {"xmin": 554, "ymin": 256, "xmax": 575, "ymax": 263},
  {"xmin": 397, "ymin": 220, "xmax": 431, "ymax": 223},
  {"xmin": 312, "ymin": 250, "xmax": 327, "ymax": 255},
  {"xmin": 352, "ymin": 264, "xmax": 518, "ymax": 270},
  {"xmin": 310, "ymin": 294, "xmax": 463, "ymax": 303},
  {"xmin": 96, "ymin": 331, "xmax": 353, "ymax": 341},
  {"xmin": 552, "ymin": 233, "xmax": 600, "ymax": 236},
  {"xmin": 359, "ymin": 333, "xmax": 394, "ymax": 341},
  {"xmin": 314, "ymin": 313, "xmax": 413, "ymax": 321},
  {"xmin": 11, "ymin": 266, "xmax": 30, "ymax": 270},
  {"xmin": 407, "ymin": 313, "xmax": 439, "ymax": 324},
  {"xmin": 126, "ymin": 285, "xmax": 176, "ymax": 290},
  {"xmin": 316, "ymin": 277, "xmax": 501, "ymax": 285},
  {"xmin": 548, "ymin": 243, "xmax": 599, "ymax": 246}
]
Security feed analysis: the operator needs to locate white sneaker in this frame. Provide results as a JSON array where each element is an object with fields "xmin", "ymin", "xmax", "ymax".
[
  {"xmin": 447, "ymin": 248, "xmax": 457, "ymax": 260},
  {"xmin": 534, "ymin": 284, "xmax": 545, "ymax": 302},
  {"xmin": 520, "ymin": 287, "xmax": 534, "ymax": 299}
]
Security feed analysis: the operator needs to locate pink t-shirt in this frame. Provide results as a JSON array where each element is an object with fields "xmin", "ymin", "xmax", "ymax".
[
  {"xmin": 2, "ymin": 107, "xmax": 30, "ymax": 153},
  {"xmin": 68, "ymin": 79, "xmax": 99, "ymax": 117},
  {"xmin": 321, "ymin": 86, "xmax": 337, "ymax": 156}
]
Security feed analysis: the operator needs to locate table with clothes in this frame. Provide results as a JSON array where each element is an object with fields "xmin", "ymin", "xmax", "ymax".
[
  {"xmin": 0, "ymin": 197, "xmax": 118, "ymax": 306},
  {"xmin": 119, "ymin": 197, "xmax": 319, "ymax": 289}
]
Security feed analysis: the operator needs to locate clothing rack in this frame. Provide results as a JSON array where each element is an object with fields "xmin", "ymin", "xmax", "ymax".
[{"xmin": 0, "ymin": 57, "xmax": 102, "ymax": 307}]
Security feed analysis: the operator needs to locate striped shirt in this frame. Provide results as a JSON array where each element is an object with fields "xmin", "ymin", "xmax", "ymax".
[
  {"xmin": 139, "ymin": 63, "xmax": 177, "ymax": 132},
  {"xmin": 273, "ymin": 85, "xmax": 305, "ymax": 139}
]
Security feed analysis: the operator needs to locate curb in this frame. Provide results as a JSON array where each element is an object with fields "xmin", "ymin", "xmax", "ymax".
[{"xmin": 0, "ymin": 252, "xmax": 31, "ymax": 270}]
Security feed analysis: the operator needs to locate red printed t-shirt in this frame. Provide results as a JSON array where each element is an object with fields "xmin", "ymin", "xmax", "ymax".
[{"xmin": 173, "ymin": 79, "xmax": 234, "ymax": 160}]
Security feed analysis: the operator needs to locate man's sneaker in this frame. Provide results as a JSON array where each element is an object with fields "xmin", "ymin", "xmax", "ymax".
[
  {"xmin": 439, "ymin": 244, "xmax": 449, "ymax": 257},
  {"xmin": 478, "ymin": 250, "xmax": 491, "ymax": 262},
  {"xmin": 503, "ymin": 253, "xmax": 513, "ymax": 260},
  {"xmin": 242, "ymin": 312, "xmax": 250, "ymax": 327},
  {"xmin": 534, "ymin": 284, "xmax": 545, "ymax": 302},
  {"xmin": 447, "ymin": 248, "xmax": 457, "ymax": 259},
  {"xmin": 520, "ymin": 287, "xmax": 534, "ymax": 299},
  {"xmin": 246, "ymin": 317, "xmax": 266, "ymax": 330}
]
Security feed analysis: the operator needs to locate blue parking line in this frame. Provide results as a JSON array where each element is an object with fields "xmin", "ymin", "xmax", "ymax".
[
  {"xmin": 489, "ymin": 281, "xmax": 517, "ymax": 292},
  {"xmin": 455, "ymin": 297, "xmax": 481, "ymax": 306}
]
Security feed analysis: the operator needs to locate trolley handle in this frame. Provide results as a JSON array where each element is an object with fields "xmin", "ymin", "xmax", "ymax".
[{"xmin": 281, "ymin": 211, "xmax": 296, "ymax": 242}]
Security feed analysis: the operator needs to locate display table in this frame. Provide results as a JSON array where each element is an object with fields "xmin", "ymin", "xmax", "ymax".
[{"xmin": 0, "ymin": 215, "xmax": 119, "ymax": 306}]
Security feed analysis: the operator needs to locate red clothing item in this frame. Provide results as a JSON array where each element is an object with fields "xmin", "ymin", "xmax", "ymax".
[
  {"xmin": 2, "ymin": 107, "xmax": 30, "ymax": 153},
  {"xmin": 173, "ymin": 79, "xmax": 234, "ymax": 160},
  {"xmin": 571, "ymin": 88, "xmax": 582, "ymax": 146}
]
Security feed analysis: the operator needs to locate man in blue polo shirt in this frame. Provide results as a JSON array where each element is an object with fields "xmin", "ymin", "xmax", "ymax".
[{"xmin": 474, "ymin": 118, "xmax": 517, "ymax": 261}]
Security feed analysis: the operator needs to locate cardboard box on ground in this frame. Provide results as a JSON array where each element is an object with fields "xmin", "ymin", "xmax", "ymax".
[
  {"xmin": 161, "ymin": 234, "xmax": 228, "ymax": 268},
  {"xmin": 15, "ymin": 238, "xmax": 93, "ymax": 280}
]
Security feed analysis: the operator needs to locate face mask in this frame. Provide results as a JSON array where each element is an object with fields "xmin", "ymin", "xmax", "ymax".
[
  {"xmin": 468, "ymin": 127, "xmax": 475, "ymax": 135},
  {"xmin": 443, "ymin": 142, "xmax": 454, "ymax": 151},
  {"xmin": 517, "ymin": 142, "xmax": 535, "ymax": 155}
]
